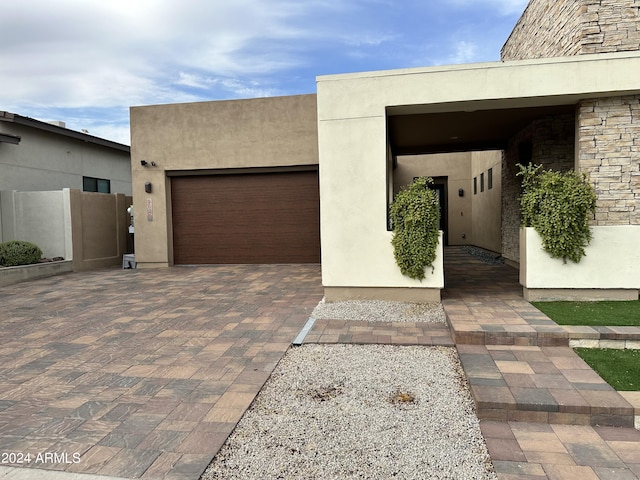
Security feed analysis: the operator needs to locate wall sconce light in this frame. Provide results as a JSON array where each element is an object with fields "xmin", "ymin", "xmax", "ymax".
[
  {"xmin": 458, "ymin": 188, "xmax": 464, "ymax": 197},
  {"xmin": 144, "ymin": 182, "xmax": 152, "ymax": 193},
  {"xmin": 140, "ymin": 160, "xmax": 148, "ymax": 167}
]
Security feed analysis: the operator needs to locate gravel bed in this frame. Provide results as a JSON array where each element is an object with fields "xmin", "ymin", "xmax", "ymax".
[
  {"xmin": 311, "ymin": 299, "xmax": 446, "ymax": 323},
  {"xmin": 201, "ymin": 344, "xmax": 496, "ymax": 480},
  {"xmin": 461, "ymin": 246, "xmax": 505, "ymax": 265}
]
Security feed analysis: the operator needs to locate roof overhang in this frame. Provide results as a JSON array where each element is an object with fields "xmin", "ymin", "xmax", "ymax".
[
  {"xmin": 387, "ymin": 104, "xmax": 576, "ymax": 155},
  {"xmin": 0, "ymin": 111, "xmax": 129, "ymax": 152},
  {"xmin": 317, "ymin": 51, "xmax": 640, "ymax": 156}
]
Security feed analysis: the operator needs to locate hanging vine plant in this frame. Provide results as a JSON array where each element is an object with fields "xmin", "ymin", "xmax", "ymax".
[
  {"xmin": 517, "ymin": 163, "xmax": 596, "ymax": 263},
  {"xmin": 389, "ymin": 176, "xmax": 441, "ymax": 280}
]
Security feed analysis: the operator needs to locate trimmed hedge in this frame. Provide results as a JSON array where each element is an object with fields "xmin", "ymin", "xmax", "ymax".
[{"xmin": 0, "ymin": 240, "xmax": 43, "ymax": 267}]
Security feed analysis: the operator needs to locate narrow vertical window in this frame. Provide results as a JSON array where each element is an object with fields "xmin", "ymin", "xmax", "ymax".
[
  {"xmin": 480, "ymin": 172, "xmax": 485, "ymax": 192},
  {"xmin": 488, "ymin": 168, "xmax": 493, "ymax": 190},
  {"xmin": 473, "ymin": 177, "xmax": 477, "ymax": 195}
]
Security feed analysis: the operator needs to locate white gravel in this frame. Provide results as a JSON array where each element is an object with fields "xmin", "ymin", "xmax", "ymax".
[
  {"xmin": 311, "ymin": 299, "xmax": 446, "ymax": 323},
  {"xmin": 201, "ymin": 344, "xmax": 496, "ymax": 480}
]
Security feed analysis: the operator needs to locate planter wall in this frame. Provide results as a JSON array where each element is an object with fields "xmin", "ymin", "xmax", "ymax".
[
  {"xmin": 520, "ymin": 226, "xmax": 640, "ymax": 300},
  {"xmin": 0, "ymin": 260, "xmax": 73, "ymax": 287}
]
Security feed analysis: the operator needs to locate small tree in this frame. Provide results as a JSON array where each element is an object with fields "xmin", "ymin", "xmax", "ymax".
[
  {"xmin": 389, "ymin": 177, "xmax": 441, "ymax": 280},
  {"xmin": 517, "ymin": 163, "xmax": 596, "ymax": 263}
]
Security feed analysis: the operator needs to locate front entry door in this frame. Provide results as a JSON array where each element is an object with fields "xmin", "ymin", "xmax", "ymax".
[{"xmin": 430, "ymin": 180, "xmax": 448, "ymax": 246}]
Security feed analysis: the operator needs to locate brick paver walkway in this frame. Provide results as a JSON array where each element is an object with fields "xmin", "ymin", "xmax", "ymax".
[
  {"xmin": 443, "ymin": 247, "xmax": 640, "ymax": 480},
  {"xmin": 2, "ymin": 250, "xmax": 640, "ymax": 480},
  {"xmin": 0, "ymin": 265, "xmax": 322, "ymax": 479},
  {"xmin": 303, "ymin": 319, "xmax": 454, "ymax": 346}
]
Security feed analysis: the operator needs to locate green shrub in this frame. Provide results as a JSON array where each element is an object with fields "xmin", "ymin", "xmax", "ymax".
[
  {"xmin": 518, "ymin": 163, "xmax": 596, "ymax": 263},
  {"xmin": 0, "ymin": 240, "xmax": 43, "ymax": 267},
  {"xmin": 389, "ymin": 177, "xmax": 441, "ymax": 280}
]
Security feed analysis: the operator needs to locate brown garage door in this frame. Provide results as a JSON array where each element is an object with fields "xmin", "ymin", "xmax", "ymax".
[{"xmin": 171, "ymin": 170, "xmax": 320, "ymax": 264}]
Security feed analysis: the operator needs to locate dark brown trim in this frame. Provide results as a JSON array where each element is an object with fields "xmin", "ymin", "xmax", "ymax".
[{"xmin": 167, "ymin": 164, "xmax": 318, "ymax": 177}]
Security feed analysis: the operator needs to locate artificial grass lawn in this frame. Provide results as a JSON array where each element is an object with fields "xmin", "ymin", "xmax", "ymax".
[
  {"xmin": 574, "ymin": 348, "xmax": 640, "ymax": 391},
  {"xmin": 532, "ymin": 300, "xmax": 640, "ymax": 326}
]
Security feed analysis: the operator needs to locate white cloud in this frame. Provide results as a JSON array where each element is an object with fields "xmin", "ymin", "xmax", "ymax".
[
  {"xmin": 0, "ymin": 0, "xmax": 527, "ymax": 143},
  {"xmin": 0, "ymin": 0, "xmax": 334, "ymax": 110},
  {"xmin": 450, "ymin": 40, "xmax": 480, "ymax": 64},
  {"xmin": 174, "ymin": 73, "xmax": 278, "ymax": 98},
  {"xmin": 340, "ymin": 33, "xmax": 398, "ymax": 48}
]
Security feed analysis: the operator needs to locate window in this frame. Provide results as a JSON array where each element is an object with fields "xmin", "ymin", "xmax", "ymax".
[
  {"xmin": 83, "ymin": 176, "xmax": 111, "ymax": 193},
  {"xmin": 488, "ymin": 168, "xmax": 493, "ymax": 190},
  {"xmin": 480, "ymin": 172, "xmax": 485, "ymax": 192},
  {"xmin": 473, "ymin": 177, "xmax": 477, "ymax": 195}
]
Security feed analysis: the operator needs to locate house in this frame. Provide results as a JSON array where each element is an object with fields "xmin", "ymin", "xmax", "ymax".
[
  {"xmin": 130, "ymin": 0, "xmax": 640, "ymax": 302},
  {"xmin": 130, "ymin": 95, "xmax": 321, "ymax": 267},
  {"xmin": 130, "ymin": 96, "xmax": 499, "ymax": 268},
  {"xmin": 0, "ymin": 111, "xmax": 131, "ymax": 195}
]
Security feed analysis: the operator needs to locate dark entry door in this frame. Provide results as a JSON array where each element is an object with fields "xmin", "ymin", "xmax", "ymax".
[{"xmin": 430, "ymin": 180, "xmax": 448, "ymax": 246}]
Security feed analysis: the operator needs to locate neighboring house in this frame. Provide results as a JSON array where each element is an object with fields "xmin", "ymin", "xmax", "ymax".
[
  {"xmin": 131, "ymin": 0, "xmax": 640, "ymax": 303},
  {"xmin": 0, "ymin": 111, "xmax": 133, "ymax": 273},
  {"xmin": 0, "ymin": 111, "xmax": 131, "ymax": 195}
]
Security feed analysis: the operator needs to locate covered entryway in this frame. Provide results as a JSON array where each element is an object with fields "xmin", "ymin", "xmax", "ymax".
[
  {"xmin": 318, "ymin": 53, "xmax": 640, "ymax": 301},
  {"xmin": 171, "ymin": 169, "xmax": 320, "ymax": 264}
]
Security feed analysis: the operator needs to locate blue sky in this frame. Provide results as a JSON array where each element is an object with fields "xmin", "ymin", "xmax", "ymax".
[{"xmin": 1, "ymin": 0, "xmax": 529, "ymax": 145}]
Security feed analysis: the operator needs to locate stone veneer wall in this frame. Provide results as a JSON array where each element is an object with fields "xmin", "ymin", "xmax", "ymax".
[
  {"xmin": 502, "ymin": 0, "xmax": 640, "ymax": 60},
  {"xmin": 578, "ymin": 95, "xmax": 640, "ymax": 226},
  {"xmin": 501, "ymin": 0, "xmax": 584, "ymax": 60},
  {"xmin": 581, "ymin": 0, "xmax": 640, "ymax": 55},
  {"xmin": 501, "ymin": 115, "xmax": 576, "ymax": 262},
  {"xmin": 500, "ymin": 0, "xmax": 640, "ymax": 261}
]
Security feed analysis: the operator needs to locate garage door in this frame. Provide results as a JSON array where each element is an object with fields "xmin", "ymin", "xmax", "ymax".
[{"xmin": 171, "ymin": 170, "xmax": 320, "ymax": 264}]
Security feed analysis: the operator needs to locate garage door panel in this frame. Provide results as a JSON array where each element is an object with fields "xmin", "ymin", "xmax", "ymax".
[{"xmin": 171, "ymin": 171, "xmax": 320, "ymax": 264}]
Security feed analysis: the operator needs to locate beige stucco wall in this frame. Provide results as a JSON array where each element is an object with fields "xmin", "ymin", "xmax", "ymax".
[
  {"xmin": 129, "ymin": 94, "xmax": 319, "ymax": 268},
  {"xmin": 317, "ymin": 53, "xmax": 640, "ymax": 295},
  {"xmin": 0, "ymin": 189, "xmax": 130, "ymax": 271},
  {"xmin": 393, "ymin": 153, "xmax": 473, "ymax": 246},
  {"xmin": 0, "ymin": 190, "xmax": 71, "ymax": 259},
  {"xmin": 69, "ymin": 190, "xmax": 130, "ymax": 271},
  {"xmin": 393, "ymin": 151, "xmax": 502, "ymax": 251},
  {"xmin": 0, "ymin": 123, "xmax": 131, "ymax": 195},
  {"xmin": 471, "ymin": 151, "xmax": 502, "ymax": 253},
  {"xmin": 520, "ymin": 226, "xmax": 640, "ymax": 293}
]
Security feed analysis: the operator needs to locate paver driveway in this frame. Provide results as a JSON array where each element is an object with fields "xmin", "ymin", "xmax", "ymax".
[{"xmin": 0, "ymin": 265, "xmax": 322, "ymax": 479}]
